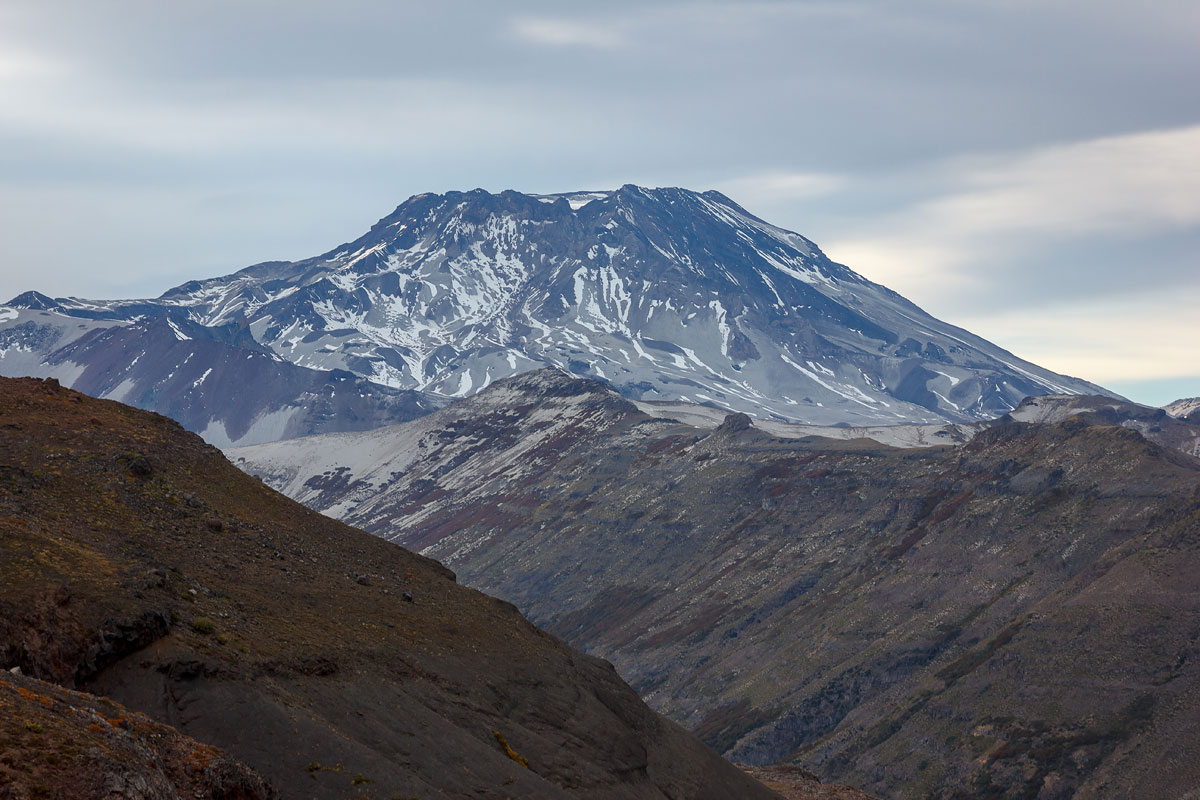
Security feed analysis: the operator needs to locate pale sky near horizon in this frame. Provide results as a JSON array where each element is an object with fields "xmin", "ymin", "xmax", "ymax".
[{"xmin": 0, "ymin": 1, "xmax": 1196, "ymax": 404}]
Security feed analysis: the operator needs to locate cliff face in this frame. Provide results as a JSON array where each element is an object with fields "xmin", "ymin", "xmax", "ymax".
[
  {"xmin": 0, "ymin": 376, "xmax": 773, "ymax": 800},
  {"xmin": 233, "ymin": 370, "xmax": 1200, "ymax": 798}
]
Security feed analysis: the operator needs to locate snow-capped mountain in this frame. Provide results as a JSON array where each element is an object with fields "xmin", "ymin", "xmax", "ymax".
[
  {"xmin": 0, "ymin": 305, "xmax": 433, "ymax": 446},
  {"xmin": 2, "ymin": 185, "xmax": 1111, "ymax": 427}
]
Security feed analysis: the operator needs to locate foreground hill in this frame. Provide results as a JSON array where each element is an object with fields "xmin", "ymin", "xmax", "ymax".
[
  {"xmin": 232, "ymin": 370, "xmax": 1200, "ymax": 798},
  {"xmin": 4, "ymin": 186, "xmax": 1109, "ymax": 431},
  {"xmin": 0, "ymin": 376, "xmax": 774, "ymax": 800}
]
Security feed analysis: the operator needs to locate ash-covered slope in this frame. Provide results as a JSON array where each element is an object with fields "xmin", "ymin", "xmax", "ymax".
[
  {"xmin": 0, "ymin": 376, "xmax": 773, "ymax": 800},
  {"xmin": 0, "ymin": 305, "xmax": 434, "ymax": 446},
  {"xmin": 5, "ymin": 185, "xmax": 1110, "ymax": 426},
  {"xmin": 232, "ymin": 370, "xmax": 1200, "ymax": 799}
]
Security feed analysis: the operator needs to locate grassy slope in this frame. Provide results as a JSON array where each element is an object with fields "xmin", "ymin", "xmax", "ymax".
[
  {"xmin": 0, "ymin": 669, "xmax": 273, "ymax": 799},
  {"xmin": 0, "ymin": 376, "xmax": 775, "ymax": 800}
]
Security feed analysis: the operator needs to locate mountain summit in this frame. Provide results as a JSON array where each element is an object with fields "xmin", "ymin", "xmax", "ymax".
[{"xmin": 4, "ymin": 186, "xmax": 1109, "ymax": 427}]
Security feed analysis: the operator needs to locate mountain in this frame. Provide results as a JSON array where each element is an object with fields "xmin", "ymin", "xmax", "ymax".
[
  {"xmin": 0, "ymin": 375, "xmax": 776, "ymax": 800},
  {"xmin": 3, "ymin": 186, "xmax": 1110, "ymax": 432},
  {"xmin": 0, "ymin": 305, "xmax": 434, "ymax": 447},
  {"xmin": 1165, "ymin": 397, "xmax": 1200, "ymax": 421},
  {"xmin": 1007, "ymin": 393, "xmax": 1200, "ymax": 459},
  {"xmin": 230, "ymin": 370, "xmax": 1200, "ymax": 798}
]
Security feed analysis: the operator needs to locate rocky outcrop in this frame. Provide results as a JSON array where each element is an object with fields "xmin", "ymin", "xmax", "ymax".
[{"xmin": 0, "ymin": 670, "xmax": 275, "ymax": 800}]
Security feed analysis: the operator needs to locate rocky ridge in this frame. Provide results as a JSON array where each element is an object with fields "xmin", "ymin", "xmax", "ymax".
[
  {"xmin": 0, "ymin": 668, "xmax": 274, "ymax": 800},
  {"xmin": 1165, "ymin": 396, "xmax": 1200, "ymax": 421}
]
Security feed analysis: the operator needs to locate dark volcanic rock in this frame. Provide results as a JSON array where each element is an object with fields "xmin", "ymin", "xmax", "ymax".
[
  {"xmin": 232, "ymin": 370, "xmax": 1200, "ymax": 799},
  {"xmin": 0, "ymin": 376, "xmax": 773, "ymax": 800},
  {"xmin": 717, "ymin": 412, "xmax": 754, "ymax": 433}
]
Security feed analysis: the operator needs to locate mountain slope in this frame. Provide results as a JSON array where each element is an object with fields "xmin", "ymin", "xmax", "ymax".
[
  {"xmin": 1008, "ymin": 393, "xmax": 1200, "ymax": 459},
  {"xmin": 1166, "ymin": 396, "xmax": 1200, "ymax": 421},
  {"xmin": 0, "ymin": 375, "xmax": 774, "ymax": 800},
  {"xmin": 231, "ymin": 370, "xmax": 1200, "ymax": 798},
  {"xmin": 4, "ymin": 186, "xmax": 1110, "ymax": 427},
  {"xmin": 0, "ymin": 669, "xmax": 275, "ymax": 799},
  {"xmin": 0, "ymin": 305, "xmax": 435, "ymax": 446}
]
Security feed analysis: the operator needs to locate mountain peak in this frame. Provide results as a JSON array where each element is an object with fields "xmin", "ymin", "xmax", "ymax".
[
  {"xmin": 6, "ymin": 290, "xmax": 62, "ymax": 310},
  {"xmin": 2, "ymin": 186, "xmax": 1113, "ymax": 434}
]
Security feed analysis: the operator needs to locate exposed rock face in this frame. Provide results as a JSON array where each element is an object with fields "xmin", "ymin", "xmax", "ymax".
[
  {"xmin": 0, "ymin": 375, "xmax": 774, "ymax": 800},
  {"xmin": 231, "ymin": 370, "xmax": 1200, "ymax": 799},
  {"xmin": 3, "ymin": 186, "xmax": 1110, "ymax": 429}
]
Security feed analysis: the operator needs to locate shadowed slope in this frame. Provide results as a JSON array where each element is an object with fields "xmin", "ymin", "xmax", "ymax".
[
  {"xmin": 0, "ymin": 669, "xmax": 274, "ymax": 799},
  {"xmin": 0, "ymin": 376, "xmax": 774, "ymax": 800}
]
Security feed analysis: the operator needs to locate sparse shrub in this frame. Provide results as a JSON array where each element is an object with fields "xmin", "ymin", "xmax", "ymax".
[
  {"xmin": 24, "ymin": 721, "xmax": 43, "ymax": 733},
  {"xmin": 191, "ymin": 616, "xmax": 216, "ymax": 635},
  {"xmin": 128, "ymin": 455, "xmax": 153, "ymax": 477}
]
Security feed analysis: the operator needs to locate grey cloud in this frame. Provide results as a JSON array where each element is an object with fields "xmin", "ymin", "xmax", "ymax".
[{"xmin": 0, "ymin": 0, "xmax": 1196, "ymax": 400}]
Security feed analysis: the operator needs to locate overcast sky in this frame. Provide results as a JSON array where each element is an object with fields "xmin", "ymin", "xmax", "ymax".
[{"xmin": 1, "ymin": 0, "xmax": 1196, "ymax": 404}]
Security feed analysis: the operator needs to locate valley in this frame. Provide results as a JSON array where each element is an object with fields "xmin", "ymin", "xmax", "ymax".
[
  {"xmin": 233, "ymin": 369, "xmax": 1200, "ymax": 798},
  {"xmin": 4, "ymin": 1, "xmax": 1197, "ymax": 795}
]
